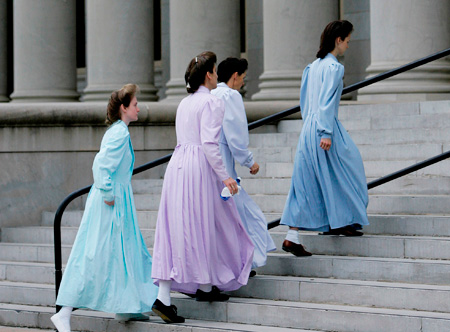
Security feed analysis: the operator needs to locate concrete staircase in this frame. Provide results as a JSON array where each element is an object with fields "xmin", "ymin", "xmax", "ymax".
[{"xmin": 1, "ymin": 100, "xmax": 450, "ymax": 331}]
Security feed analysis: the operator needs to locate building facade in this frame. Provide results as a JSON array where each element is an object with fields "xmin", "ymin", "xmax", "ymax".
[{"xmin": 1, "ymin": 0, "xmax": 449, "ymax": 104}]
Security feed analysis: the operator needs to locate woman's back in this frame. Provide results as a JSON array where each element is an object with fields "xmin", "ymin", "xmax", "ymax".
[
  {"xmin": 301, "ymin": 53, "xmax": 344, "ymax": 122},
  {"xmin": 176, "ymin": 86, "xmax": 221, "ymax": 145}
]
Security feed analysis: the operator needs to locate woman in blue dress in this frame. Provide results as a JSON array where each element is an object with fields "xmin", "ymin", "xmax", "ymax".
[
  {"xmin": 211, "ymin": 57, "xmax": 276, "ymax": 274},
  {"xmin": 51, "ymin": 84, "xmax": 158, "ymax": 332},
  {"xmin": 281, "ymin": 20, "xmax": 369, "ymax": 256}
]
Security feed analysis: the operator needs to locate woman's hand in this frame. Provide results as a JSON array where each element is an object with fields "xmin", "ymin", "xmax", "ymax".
[
  {"xmin": 250, "ymin": 162, "xmax": 260, "ymax": 175},
  {"xmin": 223, "ymin": 177, "xmax": 239, "ymax": 195},
  {"xmin": 104, "ymin": 200, "xmax": 115, "ymax": 206},
  {"xmin": 320, "ymin": 138, "xmax": 331, "ymax": 151}
]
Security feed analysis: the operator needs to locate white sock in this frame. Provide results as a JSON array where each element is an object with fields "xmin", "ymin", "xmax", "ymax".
[
  {"xmin": 58, "ymin": 306, "xmax": 73, "ymax": 319},
  {"xmin": 198, "ymin": 283, "xmax": 212, "ymax": 293},
  {"xmin": 51, "ymin": 306, "xmax": 72, "ymax": 332},
  {"xmin": 285, "ymin": 229, "xmax": 300, "ymax": 244},
  {"xmin": 157, "ymin": 280, "xmax": 171, "ymax": 306}
]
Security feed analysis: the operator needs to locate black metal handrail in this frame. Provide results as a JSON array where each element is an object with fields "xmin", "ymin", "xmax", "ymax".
[{"xmin": 54, "ymin": 47, "xmax": 450, "ymax": 299}]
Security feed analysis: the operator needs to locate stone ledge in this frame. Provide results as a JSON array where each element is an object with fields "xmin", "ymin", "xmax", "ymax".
[{"xmin": 0, "ymin": 100, "xmax": 300, "ymax": 126}]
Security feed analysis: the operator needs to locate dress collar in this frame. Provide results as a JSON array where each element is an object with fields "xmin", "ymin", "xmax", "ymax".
[
  {"xmin": 197, "ymin": 85, "xmax": 210, "ymax": 94},
  {"xmin": 217, "ymin": 82, "xmax": 229, "ymax": 89},
  {"xmin": 113, "ymin": 119, "xmax": 128, "ymax": 130},
  {"xmin": 326, "ymin": 53, "xmax": 338, "ymax": 62}
]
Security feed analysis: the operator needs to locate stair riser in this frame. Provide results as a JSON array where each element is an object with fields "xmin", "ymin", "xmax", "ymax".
[
  {"xmin": 251, "ymin": 195, "xmax": 450, "ymax": 215},
  {"xmin": 172, "ymin": 298, "xmax": 442, "ymax": 332},
  {"xmin": 232, "ymin": 277, "xmax": 450, "ymax": 313},
  {"xmin": 3, "ymin": 253, "xmax": 450, "ymax": 285},
  {"xmin": 365, "ymin": 215, "xmax": 450, "ymax": 237},
  {"xmin": 258, "ymin": 255, "xmax": 450, "ymax": 285},
  {"xmin": 272, "ymin": 232, "xmax": 450, "ymax": 260}
]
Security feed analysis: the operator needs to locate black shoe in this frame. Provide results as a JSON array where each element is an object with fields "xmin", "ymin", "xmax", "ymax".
[
  {"xmin": 249, "ymin": 270, "xmax": 257, "ymax": 278},
  {"xmin": 282, "ymin": 240, "xmax": 312, "ymax": 257},
  {"xmin": 339, "ymin": 226, "xmax": 363, "ymax": 236},
  {"xmin": 196, "ymin": 286, "xmax": 229, "ymax": 302},
  {"xmin": 179, "ymin": 291, "xmax": 197, "ymax": 298},
  {"xmin": 320, "ymin": 228, "xmax": 340, "ymax": 235},
  {"xmin": 151, "ymin": 299, "xmax": 185, "ymax": 324}
]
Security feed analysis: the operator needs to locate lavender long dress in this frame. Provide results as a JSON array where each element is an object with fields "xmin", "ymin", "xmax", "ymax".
[{"xmin": 151, "ymin": 85, "xmax": 254, "ymax": 294}]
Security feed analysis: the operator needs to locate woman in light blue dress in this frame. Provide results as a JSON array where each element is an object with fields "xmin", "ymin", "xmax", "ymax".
[
  {"xmin": 211, "ymin": 57, "xmax": 276, "ymax": 273},
  {"xmin": 51, "ymin": 84, "xmax": 158, "ymax": 332},
  {"xmin": 281, "ymin": 20, "xmax": 369, "ymax": 256}
]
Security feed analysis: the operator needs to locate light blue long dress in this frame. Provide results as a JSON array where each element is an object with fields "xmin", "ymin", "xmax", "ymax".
[
  {"xmin": 56, "ymin": 120, "xmax": 158, "ymax": 313},
  {"xmin": 280, "ymin": 54, "xmax": 369, "ymax": 232},
  {"xmin": 212, "ymin": 83, "xmax": 276, "ymax": 268}
]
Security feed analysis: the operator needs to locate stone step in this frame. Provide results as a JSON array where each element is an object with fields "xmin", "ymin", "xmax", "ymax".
[
  {"xmin": 4, "ymin": 272, "xmax": 450, "ymax": 315},
  {"xmin": 250, "ymin": 194, "xmax": 450, "ymax": 215},
  {"xmin": 236, "ymin": 158, "xmax": 450, "ymax": 179},
  {"xmin": 2, "ymin": 285, "xmax": 450, "ymax": 332},
  {"xmin": 349, "ymin": 127, "xmax": 450, "ymax": 145},
  {"xmin": 4, "ymin": 214, "xmax": 450, "ymax": 264},
  {"xmin": 0, "ymin": 227, "xmax": 155, "ymax": 247},
  {"xmin": 366, "ymin": 176, "xmax": 450, "ymax": 195},
  {"xmin": 231, "ymin": 275, "xmax": 450, "ymax": 313},
  {"xmin": 0, "ymin": 326, "xmax": 53, "ymax": 331},
  {"xmin": 5, "ymin": 227, "xmax": 450, "ymax": 261},
  {"xmin": 3, "ymin": 252, "xmax": 450, "ymax": 285},
  {"xmin": 337, "ymin": 100, "xmax": 450, "ymax": 120},
  {"xmin": 242, "ymin": 143, "xmax": 444, "ymax": 164},
  {"xmin": 371, "ymin": 113, "xmax": 450, "ymax": 130},
  {"xmin": 42, "ymin": 210, "xmax": 161, "ymax": 228},
  {"xmin": 273, "ymin": 232, "xmax": 450, "ymax": 260},
  {"xmin": 365, "ymin": 214, "xmax": 450, "ymax": 237},
  {"xmin": 0, "ymin": 303, "xmax": 311, "ymax": 332},
  {"xmin": 259, "ymin": 254, "xmax": 450, "ymax": 285},
  {"xmin": 132, "ymin": 175, "xmax": 450, "ymax": 197},
  {"xmin": 0, "ymin": 281, "xmax": 54, "ymax": 307},
  {"xmin": 170, "ymin": 295, "xmax": 450, "ymax": 332}
]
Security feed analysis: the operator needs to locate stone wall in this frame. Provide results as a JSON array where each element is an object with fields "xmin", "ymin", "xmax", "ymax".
[{"xmin": 0, "ymin": 100, "xmax": 297, "ymax": 228}]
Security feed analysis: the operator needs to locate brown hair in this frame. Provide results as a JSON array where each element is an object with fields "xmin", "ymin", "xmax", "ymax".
[
  {"xmin": 316, "ymin": 20, "xmax": 353, "ymax": 59},
  {"xmin": 184, "ymin": 51, "xmax": 217, "ymax": 93},
  {"xmin": 106, "ymin": 84, "xmax": 139, "ymax": 125}
]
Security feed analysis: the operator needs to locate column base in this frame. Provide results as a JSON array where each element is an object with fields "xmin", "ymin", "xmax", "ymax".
[
  {"xmin": 251, "ymin": 70, "xmax": 302, "ymax": 101},
  {"xmin": 358, "ymin": 60, "xmax": 450, "ymax": 102},
  {"xmin": 162, "ymin": 78, "xmax": 188, "ymax": 102},
  {"xmin": 10, "ymin": 89, "xmax": 79, "ymax": 103},
  {"xmin": 82, "ymin": 84, "xmax": 158, "ymax": 102},
  {"xmin": 0, "ymin": 95, "xmax": 9, "ymax": 102}
]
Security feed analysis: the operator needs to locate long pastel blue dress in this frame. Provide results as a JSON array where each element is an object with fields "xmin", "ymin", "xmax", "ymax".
[
  {"xmin": 212, "ymin": 83, "xmax": 276, "ymax": 268},
  {"xmin": 281, "ymin": 53, "xmax": 369, "ymax": 232},
  {"xmin": 56, "ymin": 120, "xmax": 158, "ymax": 313}
]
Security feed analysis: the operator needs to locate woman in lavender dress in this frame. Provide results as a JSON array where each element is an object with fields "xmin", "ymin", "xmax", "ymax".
[{"xmin": 151, "ymin": 51, "xmax": 254, "ymax": 324}]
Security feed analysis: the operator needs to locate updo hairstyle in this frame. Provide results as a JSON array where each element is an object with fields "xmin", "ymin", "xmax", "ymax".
[
  {"xmin": 184, "ymin": 51, "xmax": 217, "ymax": 93},
  {"xmin": 217, "ymin": 57, "xmax": 248, "ymax": 83},
  {"xmin": 106, "ymin": 84, "xmax": 139, "ymax": 125},
  {"xmin": 316, "ymin": 20, "xmax": 353, "ymax": 59}
]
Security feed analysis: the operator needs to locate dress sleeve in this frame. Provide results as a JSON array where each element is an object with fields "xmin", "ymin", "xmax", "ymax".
[
  {"xmin": 222, "ymin": 91, "xmax": 254, "ymax": 168},
  {"xmin": 300, "ymin": 64, "xmax": 311, "ymax": 120},
  {"xmin": 92, "ymin": 126, "xmax": 130, "ymax": 201},
  {"xmin": 200, "ymin": 97, "xmax": 230, "ymax": 181},
  {"xmin": 317, "ymin": 62, "xmax": 344, "ymax": 139}
]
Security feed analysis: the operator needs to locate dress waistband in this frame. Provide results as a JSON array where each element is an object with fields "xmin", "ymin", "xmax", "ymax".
[{"xmin": 176, "ymin": 142, "xmax": 202, "ymax": 147}]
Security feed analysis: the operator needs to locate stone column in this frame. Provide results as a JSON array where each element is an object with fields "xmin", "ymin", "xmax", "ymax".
[
  {"xmin": 252, "ymin": 0, "xmax": 338, "ymax": 101},
  {"xmin": 358, "ymin": 0, "xmax": 450, "ymax": 101},
  {"xmin": 83, "ymin": 0, "xmax": 157, "ymax": 101},
  {"xmin": 245, "ymin": 0, "xmax": 264, "ymax": 100},
  {"xmin": 164, "ymin": 0, "xmax": 240, "ymax": 100},
  {"xmin": 10, "ymin": 0, "xmax": 78, "ymax": 102},
  {"xmin": 0, "ymin": 0, "xmax": 8, "ymax": 101}
]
